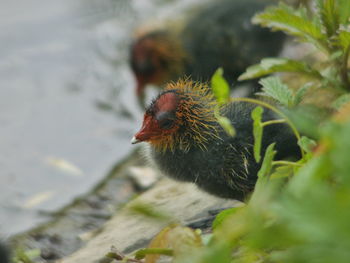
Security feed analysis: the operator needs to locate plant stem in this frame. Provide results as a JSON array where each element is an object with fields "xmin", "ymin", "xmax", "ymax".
[
  {"xmin": 272, "ymin": 160, "xmax": 303, "ymax": 167},
  {"xmin": 262, "ymin": 119, "xmax": 286, "ymax": 127}
]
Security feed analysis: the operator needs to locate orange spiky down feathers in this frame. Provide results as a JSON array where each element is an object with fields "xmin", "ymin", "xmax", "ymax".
[{"xmin": 135, "ymin": 79, "xmax": 220, "ymax": 152}]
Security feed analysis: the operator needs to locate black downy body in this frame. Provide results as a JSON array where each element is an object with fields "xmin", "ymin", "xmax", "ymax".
[{"xmin": 151, "ymin": 102, "xmax": 300, "ymax": 201}]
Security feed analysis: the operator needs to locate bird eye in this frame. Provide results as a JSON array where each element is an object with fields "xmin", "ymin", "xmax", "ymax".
[
  {"xmin": 156, "ymin": 111, "xmax": 175, "ymax": 130},
  {"xmin": 159, "ymin": 118, "xmax": 174, "ymax": 129}
]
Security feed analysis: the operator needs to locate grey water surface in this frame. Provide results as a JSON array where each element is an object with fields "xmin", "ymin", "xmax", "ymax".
[{"xmin": 0, "ymin": 0, "xmax": 206, "ymax": 236}]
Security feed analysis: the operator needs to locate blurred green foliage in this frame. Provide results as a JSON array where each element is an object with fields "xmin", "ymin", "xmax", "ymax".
[
  {"xmin": 115, "ymin": 0, "xmax": 350, "ymax": 262},
  {"xmin": 240, "ymin": 0, "xmax": 350, "ymax": 96}
]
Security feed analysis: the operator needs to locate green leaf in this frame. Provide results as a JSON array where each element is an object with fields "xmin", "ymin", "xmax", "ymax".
[
  {"xmin": 259, "ymin": 76, "xmax": 294, "ymax": 107},
  {"xmin": 252, "ymin": 106, "xmax": 264, "ymax": 163},
  {"xmin": 211, "ymin": 67, "xmax": 230, "ymax": 105},
  {"xmin": 293, "ymin": 83, "xmax": 313, "ymax": 106},
  {"xmin": 217, "ymin": 116, "xmax": 236, "ymax": 137},
  {"xmin": 298, "ymin": 136, "xmax": 317, "ymax": 153},
  {"xmin": 128, "ymin": 202, "xmax": 172, "ymax": 222},
  {"xmin": 178, "ymin": 242, "xmax": 232, "ymax": 263},
  {"xmin": 13, "ymin": 249, "xmax": 41, "ymax": 263},
  {"xmin": 257, "ymin": 143, "xmax": 277, "ymax": 178},
  {"xmin": 105, "ymin": 250, "xmax": 123, "ymax": 261},
  {"xmin": 338, "ymin": 0, "xmax": 350, "ymax": 25},
  {"xmin": 253, "ymin": 3, "xmax": 327, "ymax": 52},
  {"xmin": 270, "ymin": 165, "xmax": 295, "ymax": 179},
  {"xmin": 238, "ymin": 58, "xmax": 322, "ymax": 81},
  {"xmin": 135, "ymin": 248, "xmax": 174, "ymax": 260},
  {"xmin": 287, "ymin": 155, "xmax": 330, "ymax": 197},
  {"xmin": 332, "ymin": 93, "xmax": 350, "ymax": 110},
  {"xmin": 212, "ymin": 207, "xmax": 242, "ymax": 230},
  {"xmin": 283, "ymin": 106, "xmax": 322, "ymax": 139},
  {"xmin": 338, "ymin": 30, "xmax": 350, "ymax": 54},
  {"xmin": 317, "ymin": 0, "xmax": 340, "ymax": 38},
  {"xmin": 143, "ymin": 225, "xmax": 202, "ymax": 263}
]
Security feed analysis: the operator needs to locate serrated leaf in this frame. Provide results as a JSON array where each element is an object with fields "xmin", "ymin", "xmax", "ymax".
[
  {"xmin": 257, "ymin": 143, "xmax": 277, "ymax": 178},
  {"xmin": 317, "ymin": 0, "xmax": 340, "ymax": 38},
  {"xmin": 332, "ymin": 93, "xmax": 350, "ymax": 110},
  {"xmin": 211, "ymin": 67, "xmax": 230, "ymax": 105},
  {"xmin": 252, "ymin": 106, "xmax": 264, "ymax": 163},
  {"xmin": 238, "ymin": 58, "xmax": 322, "ymax": 81},
  {"xmin": 253, "ymin": 3, "xmax": 327, "ymax": 51},
  {"xmin": 259, "ymin": 76, "xmax": 293, "ymax": 107},
  {"xmin": 212, "ymin": 207, "xmax": 242, "ymax": 230},
  {"xmin": 217, "ymin": 116, "xmax": 236, "ymax": 137}
]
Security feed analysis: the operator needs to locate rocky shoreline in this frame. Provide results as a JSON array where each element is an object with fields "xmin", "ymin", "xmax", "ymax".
[
  {"xmin": 10, "ymin": 147, "xmax": 238, "ymax": 262},
  {"xmin": 10, "ymin": 148, "xmax": 145, "ymax": 262},
  {"xmin": 59, "ymin": 178, "xmax": 236, "ymax": 263}
]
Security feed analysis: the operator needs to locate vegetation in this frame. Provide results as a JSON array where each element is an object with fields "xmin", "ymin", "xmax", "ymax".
[{"xmin": 111, "ymin": 0, "xmax": 350, "ymax": 262}]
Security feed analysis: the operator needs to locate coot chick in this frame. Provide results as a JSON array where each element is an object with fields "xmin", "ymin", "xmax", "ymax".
[
  {"xmin": 131, "ymin": 80, "xmax": 300, "ymax": 201},
  {"xmin": 130, "ymin": 0, "xmax": 286, "ymax": 104}
]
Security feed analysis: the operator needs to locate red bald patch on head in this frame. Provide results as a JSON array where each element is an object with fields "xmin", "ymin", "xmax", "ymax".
[{"xmin": 154, "ymin": 92, "xmax": 178, "ymax": 113}]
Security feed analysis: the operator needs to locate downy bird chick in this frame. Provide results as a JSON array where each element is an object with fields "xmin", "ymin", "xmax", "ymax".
[{"xmin": 131, "ymin": 80, "xmax": 300, "ymax": 201}]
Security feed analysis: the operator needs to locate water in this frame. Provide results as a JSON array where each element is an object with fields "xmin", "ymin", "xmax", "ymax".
[{"xmin": 0, "ymin": 0, "xmax": 209, "ymax": 237}]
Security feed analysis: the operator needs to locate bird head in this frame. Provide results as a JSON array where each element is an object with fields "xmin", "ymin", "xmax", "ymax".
[
  {"xmin": 131, "ymin": 90, "xmax": 180, "ymax": 145},
  {"xmin": 130, "ymin": 30, "xmax": 186, "ymax": 100},
  {"xmin": 131, "ymin": 79, "xmax": 220, "ymax": 152}
]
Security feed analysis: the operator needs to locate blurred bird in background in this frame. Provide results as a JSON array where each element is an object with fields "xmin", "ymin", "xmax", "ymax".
[{"xmin": 130, "ymin": 0, "xmax": 286, "ymax": 106}]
